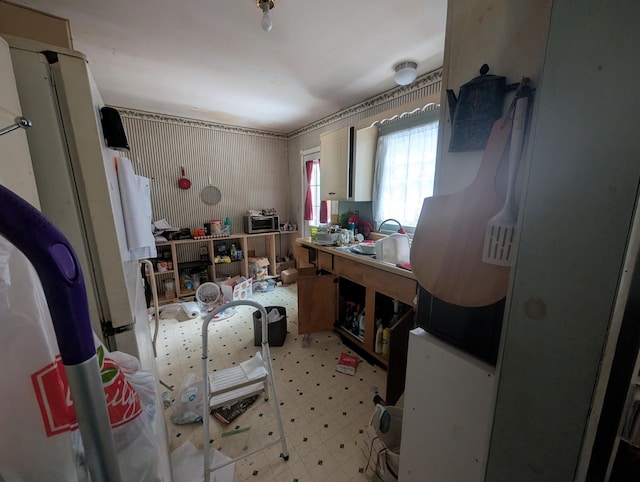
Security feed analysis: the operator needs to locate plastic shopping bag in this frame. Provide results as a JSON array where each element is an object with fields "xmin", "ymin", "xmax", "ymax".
[
  {"xmin": 92, "ymin": 343, "xmax": 161, "ymax": 482},
  {"xmin": 0, "ymin": 235, "xmax": 82, "ymax": 481},
  {"xmin": 0, "ymin": 236, "xmax": 160, "ymax": 481},
  {"xmin": 171, "ymin": 372, "xmax": 205, "ymax": 425}
]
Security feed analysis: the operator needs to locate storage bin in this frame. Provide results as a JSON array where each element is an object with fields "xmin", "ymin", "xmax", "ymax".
[
  {"xmin": 374, "ymin": 233, "xmax": 410, "ymax": 265},
  {"xmin": 253, "ymin": 306, "xmax": 287, "ymax": 346}
]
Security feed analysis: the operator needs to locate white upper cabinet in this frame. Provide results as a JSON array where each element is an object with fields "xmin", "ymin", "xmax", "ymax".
[
  {"xmin": 320, "ymin": 126, "xmax": 349, "ymax": 200},
  {"xmin": 320, "ymin": 125, "xmax": 378, "ymax": 202}
]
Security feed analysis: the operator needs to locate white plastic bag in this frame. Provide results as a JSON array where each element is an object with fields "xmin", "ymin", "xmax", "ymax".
[
  {"xmin": 170, "ymin": 372, "xmax": 205, "ymax": 425},
  {"xmin": 0, "ymin": 235, "xmax": 82, "ymax": 481},
  {"xmin": 0, "ymin": 236, "xmax": 160, "ymax": 481},
  {"xmin": 93, "ymin": 344, "xmax": 161, "ymax": 482}
]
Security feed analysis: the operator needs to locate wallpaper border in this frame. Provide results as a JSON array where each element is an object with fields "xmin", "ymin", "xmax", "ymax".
[{"xmin": 115, "ymin": 68, "xmax": 443, "ymax": 140}]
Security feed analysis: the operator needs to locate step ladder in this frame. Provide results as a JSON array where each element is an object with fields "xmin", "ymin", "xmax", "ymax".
[{"xmin": 201, "ymin": 300, "xmax": 289, "ymax": 481}]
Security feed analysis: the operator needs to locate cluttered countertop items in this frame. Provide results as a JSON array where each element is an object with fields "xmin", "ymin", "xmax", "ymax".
[
  {"xmin": 152, "ymin": 209, "xmax": 298, "ymax": 242},
  {"xmin": 309, "ymin": 214, "xmax": 412, "ymax": 272},
  {"xmin": 297, "ymin": 236, "xmax": 414, "ymax": 279}
]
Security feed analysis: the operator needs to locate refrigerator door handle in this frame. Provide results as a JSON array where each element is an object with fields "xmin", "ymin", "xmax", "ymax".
[{"xmin": 0, "ymin": 116, "xmax": 32, "ymax": 137}]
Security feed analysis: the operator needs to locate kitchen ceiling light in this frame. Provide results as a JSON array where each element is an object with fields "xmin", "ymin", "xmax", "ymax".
[
  {"xmin": 394, "ymin": 61, "xmax": 418, "ymax": 85},
  {"xmin": 257, "ymin": 0, "xmax": 275, "ymax": 32}
]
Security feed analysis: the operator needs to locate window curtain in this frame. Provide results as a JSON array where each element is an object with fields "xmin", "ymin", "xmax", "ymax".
[
  {"xmin": 304, "ymin": 160, "xmax": 314, "ymax": 220},
  {"xmin": 319, "ymin": 200, "xmax": 328, "ymax": 223},
  {"xmin": 372, "ymin": 120, "xmax": 439, "ymax": 228}
]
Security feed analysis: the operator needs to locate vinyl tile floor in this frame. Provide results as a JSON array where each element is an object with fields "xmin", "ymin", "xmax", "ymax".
[{"xmin": 156, "ymin": 283, "xmax": 387, "ymax": 481}]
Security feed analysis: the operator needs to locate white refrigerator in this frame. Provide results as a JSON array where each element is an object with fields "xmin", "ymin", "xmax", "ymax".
[
  {"xmin": 0, "ymin": 34, "xmax": 171, "ymax": 480},
  {"xmin": 5, "ymin": 34, "xmax": 146, "ymax": 356}
]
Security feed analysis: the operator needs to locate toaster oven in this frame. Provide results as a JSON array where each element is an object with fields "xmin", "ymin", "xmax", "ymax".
[{"xmin": 243, "ymin": 215, "xmax": 279, "ymax": 234}]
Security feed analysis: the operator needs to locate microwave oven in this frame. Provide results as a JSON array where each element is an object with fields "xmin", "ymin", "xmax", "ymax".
[{"xmin": 243, "ymin": 215, "xmax": 279, "ymax": 234}]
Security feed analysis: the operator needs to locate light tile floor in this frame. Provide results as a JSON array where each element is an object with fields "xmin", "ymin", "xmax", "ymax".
[{"xmin": 156, "ymin": 283, "xmax": 387, "ymax": 481}]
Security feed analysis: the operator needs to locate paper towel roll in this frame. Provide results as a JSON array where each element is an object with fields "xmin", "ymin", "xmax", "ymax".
[{"xmin": 181, "ymin": 301, "xmax": 201, "ymax": 319}]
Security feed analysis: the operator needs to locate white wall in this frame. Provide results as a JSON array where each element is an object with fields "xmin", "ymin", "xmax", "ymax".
[
  {"xmin": 120, "ymin": 111, "xmax": 290, "ymax": 253},
  {"xmin": 436, "ymin": 0, "xmax": 552, "ymax": 196}
]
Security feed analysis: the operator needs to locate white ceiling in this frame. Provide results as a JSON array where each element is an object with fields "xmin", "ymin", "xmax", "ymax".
[{"xmin": 9, "ymin": 0, "xmax": 448, "ymax": 133}]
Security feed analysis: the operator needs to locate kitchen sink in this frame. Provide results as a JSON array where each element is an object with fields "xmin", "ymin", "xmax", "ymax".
[{"xmin": 321, "ymin": 243, "xmax": 412, "ymax": 272}]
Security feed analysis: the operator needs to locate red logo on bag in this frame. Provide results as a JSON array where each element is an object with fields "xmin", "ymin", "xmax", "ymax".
[{"xmin": 31, "ymin": 348, "xmax": 142, "ymax": 437}]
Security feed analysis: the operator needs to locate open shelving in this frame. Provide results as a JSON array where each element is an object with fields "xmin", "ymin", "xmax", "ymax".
[{"xmin": 148, "ymin": 231, "xmax": 298, "ymax": 304}]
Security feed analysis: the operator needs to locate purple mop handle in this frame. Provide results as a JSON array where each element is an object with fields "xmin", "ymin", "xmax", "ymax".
[
  {"xmin": 0, "ymin": 184, "xmax": 95, "ymax": 365},
  {"xmin": 0, "ymin": 184, "xmax": 123, "ymax": 481}
]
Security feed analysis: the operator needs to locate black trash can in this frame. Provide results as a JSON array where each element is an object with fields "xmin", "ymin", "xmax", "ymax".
[{"xmin": 253, "ymin": 306, "xmax": 287, "ymax": 346}]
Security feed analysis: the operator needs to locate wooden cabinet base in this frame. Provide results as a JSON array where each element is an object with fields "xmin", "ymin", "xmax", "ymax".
[
  {"xmin": 297, "ymin": 268, "xmax": 337, "ymax": 334},
  {"xmin": 295, "ymin": 240, "xmax": 418, "ymax": 406}
]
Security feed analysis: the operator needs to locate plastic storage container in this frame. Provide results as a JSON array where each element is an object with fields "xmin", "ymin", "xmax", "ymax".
[
  {"xmin": 374, "ymin": 233, "xmax": 410, "ymax": 265},
  {"xmin": 253, "ymin": 306, "xmax": 287, "ymax": 346}
]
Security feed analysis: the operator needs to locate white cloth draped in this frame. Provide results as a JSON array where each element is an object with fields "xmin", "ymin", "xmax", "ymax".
[{"xmin": 116, "ymin": 156, "xmax": 156, "ymax": 260}]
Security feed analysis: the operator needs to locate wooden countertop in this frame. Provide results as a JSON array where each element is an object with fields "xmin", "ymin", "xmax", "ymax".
[{"xmin": 296, "ymin": 237, "xmax": 416, "ymax": 280}]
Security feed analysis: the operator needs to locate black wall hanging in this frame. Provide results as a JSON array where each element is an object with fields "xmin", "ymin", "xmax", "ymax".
[
  {"xmin": 100, "ymin": 107, "xmax": 130, "ymax": 151},
  {"xmin": 447, "ymin": 64, "xmax": 516, "ymax": 152}
]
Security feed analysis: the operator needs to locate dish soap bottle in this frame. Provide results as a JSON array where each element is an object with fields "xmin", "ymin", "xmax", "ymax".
[
  {"xmin": 382, "ymin": 300, "xmax": 399, "ymax": 359},
  {"xmin": 375, "ymin": 320, "xmax": 383, "ymax": 354},
  {"xmin": 382, "ymin": 326, "xmax": 391, "ymax": 358},
  {"xmin": 224, "ymin": 216, "xmax": 232, "ymax": 234}
]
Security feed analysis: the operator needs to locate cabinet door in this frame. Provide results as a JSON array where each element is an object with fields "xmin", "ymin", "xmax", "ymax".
[
  {"xmin": 297, "ymin": 268, "xmax": 337, "ymax": 334},
  {"xmin": 294, "ymin": 244, "xmax": 315, "ymax": 268},
  {"xmin": 320, "ymin": 127, "xmax": 349, "ymax": 200},
  {"xmin": 386, "ymin": 309, "xmax": 414, "ymax": 405},
  {"xmin": 317, "ymin": 251, "xmax": 333, "ymax": 271},
  {"xmin": 352, "ymin": 125, "xmax": 378, "ymax": 202}
]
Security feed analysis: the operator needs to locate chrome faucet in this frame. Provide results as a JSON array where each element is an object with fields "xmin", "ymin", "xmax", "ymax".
[{"xmin": 378, "ymin": 218, "xmax": 407, "ymax": 234}]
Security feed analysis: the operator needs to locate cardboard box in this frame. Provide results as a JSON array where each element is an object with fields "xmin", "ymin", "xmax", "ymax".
[
  {"xmin": 276, "ymin": 260, "xmax": 296, "ymax": 274},
  {"xmin": 220, "ymin": 275, "xmax": 253, "ymax": 302},
  {"xmin": 336, "ymin": 352, "xmax": 358, "ymax": 376},
  {"xmin": 280, "ymin": 268, "xmax": 297, "ymax": 284},
  {"xmin": 248, "ymin": 256, "xmax": 270, "ymax": 279},
  {"xmin": 0, "ymin": 1, "xmax": 73, "ymax": 49},
  {"xmin": 248, "ymin": 256, "xmax": 270, "ymax": 268}
]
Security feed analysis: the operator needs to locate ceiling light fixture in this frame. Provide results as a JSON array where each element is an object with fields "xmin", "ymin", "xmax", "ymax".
[
  {"xmin": 394, "ymin": 61, "xmax": 418, "ymax": 85},
  {"xmin": 257, "ymin": 0, "xmax": 275, "ymax": 32}
]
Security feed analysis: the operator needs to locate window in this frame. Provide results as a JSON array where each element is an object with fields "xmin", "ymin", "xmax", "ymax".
[
  {"xmin": 303, "ymin": 148, "xmax": 331, "ymax": 236},
  {"xmin": 372, "ymin": 109, "xmax": 439, "ymax": 232},
  {"xmin": 308, "ymin": 160, "xmax": 321, "ymax": 226}
]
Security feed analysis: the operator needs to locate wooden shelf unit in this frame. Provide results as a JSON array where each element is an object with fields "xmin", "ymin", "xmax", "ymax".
[{"xmin": 149, "ymin": 231, "xmax": 298, "ymax": 304}]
